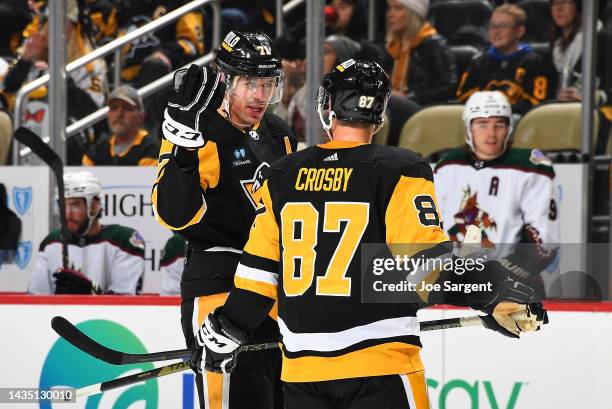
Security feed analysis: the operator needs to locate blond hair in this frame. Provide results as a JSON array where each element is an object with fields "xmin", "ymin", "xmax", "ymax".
[
  {"xmin": 493, "ymin": 4, "xmax": 526, "ymax": 27},
  {"xmin": 386, "ymin": 6, "xmax": 425, "ymax": 46}
]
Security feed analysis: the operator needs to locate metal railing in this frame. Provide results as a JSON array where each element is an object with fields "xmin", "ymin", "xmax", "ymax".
[{"xmin": 13, "ymin": 0, "xmax": 221, "ymax": 162}]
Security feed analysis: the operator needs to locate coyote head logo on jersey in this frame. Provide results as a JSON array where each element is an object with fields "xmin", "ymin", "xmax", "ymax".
[
  {"xmin": 448, "ymin": 186, "xmax": 496, "ymax": 247},
  {"xmin": 240, "ymin": 162, "xmax": 270, "ymax": 209}
]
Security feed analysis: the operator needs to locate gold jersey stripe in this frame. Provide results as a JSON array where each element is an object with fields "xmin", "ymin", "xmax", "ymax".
[
  {"xmin": 234, "ymin": 275, "xmax": 278, "ymax": 300},
  {"xmin": 385, "ymin": 175, "xmax": 447, "ymax": 246},
  {"xmin": 280, "ymin": 342, "xmax": 424, "ymax": 382}
]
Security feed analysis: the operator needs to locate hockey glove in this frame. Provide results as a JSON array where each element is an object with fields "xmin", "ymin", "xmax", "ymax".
[
  {"xmin": 53, "ymin": 268, "xmax": 102, "ymax": 295},
  {"xmin": 480, "ymin": 277, "xmax": 548, "ymax": 338},
  {"xmin": 191, "ymin": 307, "xmax": 248, "ymax": 374},
  {"xmin": 162, "ymin": 64, "xmax": 226, "ymax": 149}
]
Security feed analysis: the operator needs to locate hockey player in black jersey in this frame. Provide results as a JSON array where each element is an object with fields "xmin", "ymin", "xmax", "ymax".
[
  {"xmin": 190, "ymin": 59, "xmax": 548, "ymax": 409},
  {"xmin": 152, "ymin": 31, "xmax": 296, "ymax": 409}
]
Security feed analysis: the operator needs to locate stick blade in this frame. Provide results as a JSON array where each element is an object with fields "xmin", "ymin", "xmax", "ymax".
[
  {"xmin": 51, "ymin": 316, "xmax": 124, "ymax": 365},
  {"xmin": 14, "ymin": 127, "xmax": 62, "ymax": 168}
]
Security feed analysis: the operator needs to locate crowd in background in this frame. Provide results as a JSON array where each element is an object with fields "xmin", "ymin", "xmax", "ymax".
[{"xmin": 0, "ymin": 0, "xmax": 610, "ymax": 166}]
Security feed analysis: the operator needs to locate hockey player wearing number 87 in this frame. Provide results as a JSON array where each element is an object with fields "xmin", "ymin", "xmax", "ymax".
[
  {"xmin": 152, "ymin": 30, "xmax": 296, "ymax": 409},
  {"xmin": 434, "ymin": 91, "xmax": 560, "ymax": 293},
  {"xmin": 191, "ymin": 60, "xmax": 548, "ymax": 409}
]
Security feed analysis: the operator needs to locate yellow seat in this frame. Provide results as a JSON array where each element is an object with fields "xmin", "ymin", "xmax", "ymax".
[
  {"xmin": 513, "ymin": 103, "xmax": 600, "ymax": 152},
  {"xmin": 372, "ymin": 114, "xmax": 390, "ymax": 145},
  {"xmin": 398, "ymin": 105, "xmax": 465, "ymax": 158}
]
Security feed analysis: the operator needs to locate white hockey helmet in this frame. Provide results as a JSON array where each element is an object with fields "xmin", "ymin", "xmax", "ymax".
[
  {"xmin": 60, "ymin": 171, "xmax": 103, "ymax": 236},
  {"xmin": 463, "ymin": 91, "xmax": 513, "ymax": 152}
]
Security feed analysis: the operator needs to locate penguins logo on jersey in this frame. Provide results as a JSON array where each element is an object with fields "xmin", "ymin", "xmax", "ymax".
[{"xmin": 240, "ymin": 162, "xmax": 270, "ymax": 209}]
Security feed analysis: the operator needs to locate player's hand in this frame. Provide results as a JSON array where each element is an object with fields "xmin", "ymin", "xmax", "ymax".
[
  {"xmin": 53, "ymin": 268, "xmax": 102, "ymax": 295},
  {"xmin": 481, "ymin": 302, "xmax": 548, "ymax": 338},
  {"xmin": 480, "ymin": 277, "xmax": 548, "ymax": 338},
  {"xmin": 190, "ymin": 307, "xmax": 248, "ymax": 374},
  {"xmin": 162, "ymin": 64, "xmax": 226, "ymax": 149}
]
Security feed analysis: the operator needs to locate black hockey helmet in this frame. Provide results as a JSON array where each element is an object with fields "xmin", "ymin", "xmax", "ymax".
[
  {"xmin": 317, "ymin": 59, "xmax": 390, "ymax": 133},
  {"xmin": 215, "ymin": 30, "xmax": 283, "ymax": 78}
]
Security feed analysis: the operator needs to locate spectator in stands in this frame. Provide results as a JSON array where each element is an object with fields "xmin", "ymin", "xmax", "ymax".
[
  {"xmin": 0, "ymin": 111, "xmax": 11, "ymax": 164},
  {"xmin": 159, "ymin": 233, "xmax": 186, "ymax": 296},
  {"xmin": 550, "ymin": 0, "xmax": 612, "ymax": 132},
  {"xmin": 325, "ymin": 0, "xmax": 369, "ymax": 42},
  {"xmin": 457, "ymin": 4, "xmax": 550, "ymax": 117},
  {"xmin": 105, "ymin": 0, "xmax": 204, "ymax": 139},
  {"xmin": 0, "ymin": 183, "xmax": 21, "ymax": 260},
  {"xmin": 29, "ymin": 172, "xmax": 145, "ymax": 295},
  {"xmin": 1, "ymin": 0, "xmax": 107, "ymax": 166},
  {"xmin": 0, "ymin": 0, "xmax": 31, "ymax": 63},
  {"xmin": 385, "ymin": 0, "xmax": 457, "ymax": 106},
  {"xmin": 83, "ymin": 85, "xmax": 158, "ymax": 166}
]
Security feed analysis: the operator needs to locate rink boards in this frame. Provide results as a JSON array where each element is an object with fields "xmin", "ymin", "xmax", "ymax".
[
  {"xmin": 0, "ymin": 296, "xmax": 610, "ymax": 409},
  {"xmin": 0, "ymin": 164, "xmax": 588, "ymax": 293}
]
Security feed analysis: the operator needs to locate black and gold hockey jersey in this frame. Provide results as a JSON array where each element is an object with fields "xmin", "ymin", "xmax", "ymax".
[
  {"xmin": 457, "ymin": 45, "xmax": 550, "ymax": 115},
  {"xmin": 152, "ymin": 111, "xmax": 296, "ymax": 296},
  {"xmin": 226, "ymin": 140, "xmax": 454, "ymax": 382}
]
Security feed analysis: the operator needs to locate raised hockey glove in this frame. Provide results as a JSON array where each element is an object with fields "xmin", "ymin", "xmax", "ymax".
[
  {"xmin": 53, "ymin": 268, "xmax": 102, "ymax": 295},
  {"xmin": 162, "ymin": 64, "xmax": 226, "ymax": 149},
  {"xmin": 191, "ymin": 307, "xmax": 248, "ymax": 374},
  {"xmin": 480, "ymin": 277, "xmax": 548, "ymax": 338}
]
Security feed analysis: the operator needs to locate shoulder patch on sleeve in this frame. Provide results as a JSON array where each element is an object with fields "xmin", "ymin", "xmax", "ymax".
[
  {"xmin": 129, "ymin": 231, "xmax": 145, "ymax": 250},
  {"xmin": 100, "ymin": 225, "xmax": 145, "ymax": 255},
  {"xmin": 529, "ymin": 149, "xmax": 553, "ymax": 167}
]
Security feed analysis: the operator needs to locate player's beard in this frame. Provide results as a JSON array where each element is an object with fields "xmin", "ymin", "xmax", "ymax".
[{"xmin": 69, "ymin": 217, "xmax": 90, "ymax": 237}]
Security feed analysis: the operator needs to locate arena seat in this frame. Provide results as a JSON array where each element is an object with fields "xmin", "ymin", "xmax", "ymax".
[
  {"xmin": 428, "ymin": 0, "xmax": 492, "ymax": 47},
  {"xmin": 518, "ymin": 0, "xmax": 551, "ymax": 43},
  {"xmin": 372, "ymin": 114, "xmax": 390, "ymax": 145},
  {"xmin": 513, "ymin": 103, "xmax": 601, "ymax": 154},
  {"xmin": 449, "ymin": 45, "xmax": 480, "ymax": 78},
  {"xmin": 397, "ymin": 105, "xmax": 465, "ymax": 161}
]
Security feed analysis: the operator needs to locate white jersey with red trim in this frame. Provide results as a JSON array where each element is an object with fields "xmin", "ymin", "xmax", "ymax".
[
  {"xmin": 434, "ymin": 147, "xmax": 560, "ymax": 249},
  {"xmin": 29, "ymin": 224, "xmax": 145, "ymax": 294}
]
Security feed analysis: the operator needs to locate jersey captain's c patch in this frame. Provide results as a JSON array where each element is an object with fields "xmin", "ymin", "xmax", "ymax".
[{"xmin": 240, "ymin": 162, "xmax": 270, "ymax": 209}]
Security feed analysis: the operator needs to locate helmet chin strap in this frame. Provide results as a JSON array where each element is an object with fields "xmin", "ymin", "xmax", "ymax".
[{"xmin": 317, "ymin": 105, "xmax": 335, "ymax": 140}]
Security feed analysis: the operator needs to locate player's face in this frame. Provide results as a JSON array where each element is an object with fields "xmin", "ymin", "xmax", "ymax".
[
  {"xmin": 108, "ymin": 99, "xmax": 144, "ymax": 139},
  {"xmin": 470, "ymin": 117, "xmax": 509, "ymax": 160},
  {"xmin": 65, "ymin": 198, "xmax": 89, "ymax": 235},
  {"xmin": 229, "ymin": 77, "xmax": 279, "ymax": 125},
  {"xmin": 488, "ymin": 12, "xmax": 523, "ymax": 52},
  {"xmin": 386, "ymin": 0, "xmax": 409, "ymax": 34},
  {"xmin": 551, "ymin": 0, "xmax": 577, "ymax": 30}
]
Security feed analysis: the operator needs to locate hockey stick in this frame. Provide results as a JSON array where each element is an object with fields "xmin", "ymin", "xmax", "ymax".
[
  {"xmin": 72, "ymin": 360, "xmax": 190, "ymax": 398},
  {"xmin": 14, "ymin": 127, "xmax": 69, "ymax": 268},
  {"xmin": 52, "ymin": 313, "xmax": 492, "ymax": 366},
  {"xmin": 71, "ymin": 341, "xmax": 280, "ymax": 398},
  {"xmin": 67, "ymin": 315, "xmax": 487, "ymax": 399}
]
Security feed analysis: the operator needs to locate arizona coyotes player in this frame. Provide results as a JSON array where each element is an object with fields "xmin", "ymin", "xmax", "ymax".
[
  {"xmin": 29, "ymin": 171, "xmax": 145, "ymax": 295},
  {"xmin": 434, "ymin": 91, "xmax": 560, "ymax": 286}
]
